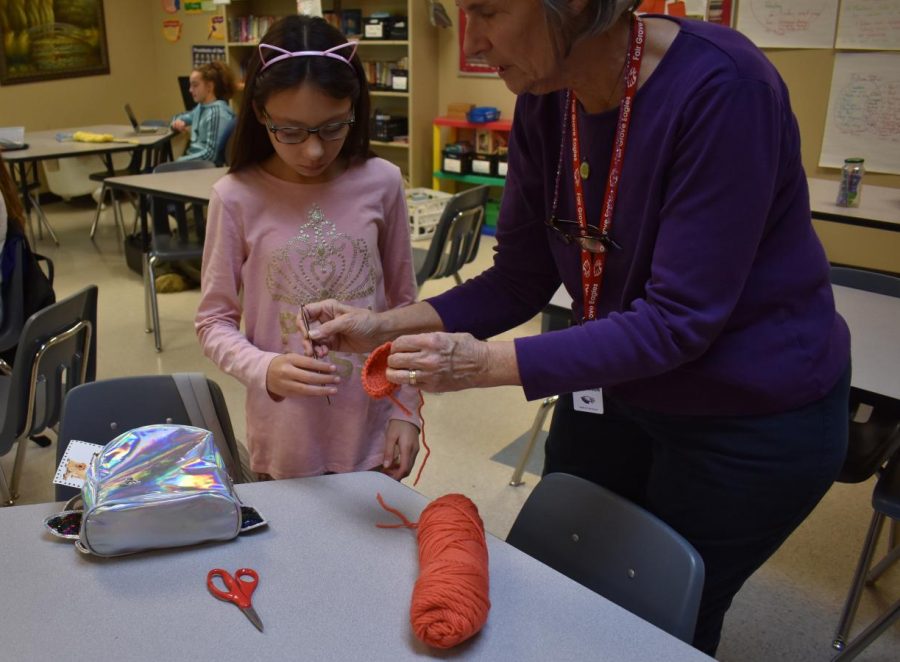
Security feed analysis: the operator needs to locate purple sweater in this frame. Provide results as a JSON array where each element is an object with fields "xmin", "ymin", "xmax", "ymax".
[{"xmin": 429, "ymin": 17, "xmax": 849, "ymax": 416}]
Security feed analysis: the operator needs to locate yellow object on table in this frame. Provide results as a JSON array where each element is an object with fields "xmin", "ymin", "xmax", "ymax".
[
  {"xmin": 72, "ymin": 131, "xmax": 114, "ymax": 142},
  {"xmin": 71, "ymin": 131, "xmax": 138, "ymax": 145}
]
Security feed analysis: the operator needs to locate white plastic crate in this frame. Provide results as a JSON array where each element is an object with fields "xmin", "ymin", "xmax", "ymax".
[{"xmin": 406, "ymin": 187, "xmax": 452, "ymax": 241}]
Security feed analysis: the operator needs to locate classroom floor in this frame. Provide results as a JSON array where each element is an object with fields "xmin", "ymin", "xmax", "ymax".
[{"xmin": 3, "ymin": 196, "xmax": 898, "ymax": 661}]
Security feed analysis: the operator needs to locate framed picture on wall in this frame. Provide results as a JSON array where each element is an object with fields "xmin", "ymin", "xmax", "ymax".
[
  {"xmin": 458, "ymin": 9, "xmax": 497, "ymax": 76},
  {"xmin": 0, "ymin": 0, "xmax": 111, "ymax": 86}
]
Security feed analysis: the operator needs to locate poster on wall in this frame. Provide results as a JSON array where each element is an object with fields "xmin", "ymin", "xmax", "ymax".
[
  {"xmin": 162, "ymin": 0, "xmax": 180, "ymax": 14},
  {"xmin": 209, "ymin": 15, "xmax": 226, "ymax": 40},
  {"xmin": 735, "ymin": 0, "xmax": 840, "ymax": 49},
  {"xmin": 458, "ymin": 10, "xmax": 496, "ymax": 76},
  {"xmin": 163, "ymin": 19, "xmax": 184, "ymax": 43},
  {"xmin": 0, "ymin": 0, "xmax": 111, "ymax": 86},
  {"xmin": 192, "ymin": 45, "xmax": 225, "ymax": 69},
  {"xmin": 820, "ymin": 52, "xmax": 900, "ymax": 175},
  {"xmin": 835, "ymin": 0, "xmax": 900, "ymax": 51},
  {"xmin": 705, "ymin": 0, "xmax": 733, "ymax": 25}
]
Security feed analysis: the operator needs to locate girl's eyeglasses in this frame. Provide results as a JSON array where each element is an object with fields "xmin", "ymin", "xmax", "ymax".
[
  {"xmin": 545, "ymin": 217, "xmax": 621, "ymax": 254},
  {"xmin": 262, "ymin": 109, "xmax": 354, "ymax": 145}
]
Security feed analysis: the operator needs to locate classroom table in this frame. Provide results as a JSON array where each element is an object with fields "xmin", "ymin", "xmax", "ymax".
[
  {"xmin": 546, "ymin": 284, "xmax": 899, "ymax": 401},
  {"xmin": 104, "ymin": 166, "xmax": 227, "ymax": 205},
  {"xmin": 3, "ymin": 125, "xmax": 174, "ymax": 245},
  {"xmin": 807, "ymin": 177, "xmax": 900, "ymax": 233},
  {"xmin": 0, "ymin": 472, "xmax": 710, "ymax": 662}
]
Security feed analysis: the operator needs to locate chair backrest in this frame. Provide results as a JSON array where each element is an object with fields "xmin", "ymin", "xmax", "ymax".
[
  {"xmin": 830, "ymin": 266, "xmax": 900, "ymax": 298},
  {"xmin": 55, "ymin": 374, "xmax": 243, "ymax": 501},
  {"xmin": 506, "ymin": 472, "xmax": 705, "ymax": 643},
  {"xmin": 830, "ymin": 266, "xmax": 900, "ymax": 483},
  {"xmin": 416, "ymin": 185, "xmax": 489, "ymax": 287},
  {"xmin": 153, "ymin": 160, "xmax": 216, "ymax": 174},
  {"xmin": 0, "ymin": 286, "xmax": 98, "ymax": 455},
  {"xmin": 214, "ymin": 116, "xmax": 237, "ymax": 167}
]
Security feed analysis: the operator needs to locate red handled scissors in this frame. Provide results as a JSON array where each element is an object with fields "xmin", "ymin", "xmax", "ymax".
[{"xmin": 206, "ymin": 567, "xmax": 264, "ymax": 632}]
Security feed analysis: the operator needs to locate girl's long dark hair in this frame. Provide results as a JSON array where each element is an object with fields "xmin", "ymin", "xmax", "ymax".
[
  {"xmin": 0, "ymin": 153, "xmax": 27, "ymax": 237},
  {"xmin": 229, "ymin": 15, "xmax": 372, "ymax": 173}
]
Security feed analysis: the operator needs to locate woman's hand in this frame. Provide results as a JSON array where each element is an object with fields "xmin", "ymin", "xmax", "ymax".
[
  {"xmin": 171, "ymin": 119, "xmax": 188, "ymax": 133},
  {"xmin": 300, "ymin": 299, "xmax": 385, "ymax": 356},
  {"xmin": 265, "ymin": 353, "xmax": 340, "ymax": 400},
  {"xmin": 383, "ymin": 332, "xmax": 494, "ymax": 393},
  {"xmin": 381, "ymin": 419, "xmax": 420, "ymax": 481}
]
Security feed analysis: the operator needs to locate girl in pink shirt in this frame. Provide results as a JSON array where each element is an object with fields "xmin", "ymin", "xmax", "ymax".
[{"xmin": 195, "ymin": 15, "xmax": 420, "ymax": 480}]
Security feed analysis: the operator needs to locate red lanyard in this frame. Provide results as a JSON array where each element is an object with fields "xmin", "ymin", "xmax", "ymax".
[{"xmin": 570, "ymin": 14, "xmax": 645, "ymax": 321}]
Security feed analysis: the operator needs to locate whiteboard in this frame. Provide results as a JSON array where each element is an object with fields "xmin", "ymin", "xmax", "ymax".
[
  {"xmin": 835, "ymin": 0, "xmax": 900, "ymax": 50},
  {"xmin": 820, "ymin": 52, "xmax": 900, "ymax": 175},
  {"xmin": 736, "ymin": 0, "xmax": 839, "ymax": 48}
]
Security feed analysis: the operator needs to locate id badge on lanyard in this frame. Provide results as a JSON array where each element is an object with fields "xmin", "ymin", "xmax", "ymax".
[{"xmin": 570, "ymin": 15, "xmax": 645, "ymax": 414}]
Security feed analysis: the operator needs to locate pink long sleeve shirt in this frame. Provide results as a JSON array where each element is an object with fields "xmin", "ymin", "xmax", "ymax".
[{"xmin": 196, "ymin": 159, "xmax": 419, "ymax": 478}]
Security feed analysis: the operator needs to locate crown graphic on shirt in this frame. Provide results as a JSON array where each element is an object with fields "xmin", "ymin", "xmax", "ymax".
[{"xmin": 266, "ymin": 204, "xmax": 376, "ymax": 306}]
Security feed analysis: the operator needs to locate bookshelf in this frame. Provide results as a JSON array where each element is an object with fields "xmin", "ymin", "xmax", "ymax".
[{"xmin": 222, "ymin": 0, "xmax": 437, "ymax": 187}]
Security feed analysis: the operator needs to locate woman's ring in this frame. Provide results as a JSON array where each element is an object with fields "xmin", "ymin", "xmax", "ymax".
[{"xmin": 408, "ymin": 370, "xmax": 417, "ymax": 386}]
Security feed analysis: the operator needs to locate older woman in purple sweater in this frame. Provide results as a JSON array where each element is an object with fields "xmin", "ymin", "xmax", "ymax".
[{"xmin": 306, "ymin": 1, "xmax": 850, "ymax": 654}]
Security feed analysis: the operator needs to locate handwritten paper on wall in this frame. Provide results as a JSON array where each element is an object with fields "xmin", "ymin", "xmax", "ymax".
[
  {"xmin": 736, "ymin": 0, "xmax": 839, "ymax": 48},
  {"xmin": 836, "ymin": 0, "xmax": 900, "ymax": 51},
  {"xmin": 820, "ymin": 52, "xmax": 900, "ymax": 175}
]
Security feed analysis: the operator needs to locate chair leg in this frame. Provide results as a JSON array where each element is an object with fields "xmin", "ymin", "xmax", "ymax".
[
  {"xmin": 143, "ymin": 253, "xmax": 153, "ymax": 333},
  {"xmin": 147, "ymin": 256, "xmax": 163, "ymax": 352},
  {"xmin": 509, "ymin": 395, "xmax": 558, "ymax": 487},
  {"xmin": 831, "ymin": 599, "xmax": 900, "ymax": 662},
  {"xmin": 8, "ymin": 432, "xmax": 31, "ymax": 503},
  {"xmin": 0, "ymin": 462, "xmax": 13, "ymax": 506},
  {"xmin": 90, "ymin": 183, "xmax": 108, "ymax": 239},
  {"xmin": 453, "ymin": 272, "xmax": 463, "ymax": 286},
  {"xmin": 866, "ymin": 519, "xmax": 900, "ymax": 583},
  {"xmin": 832, "ymin": 511, "xmax": 886, "ymax": 650},
  {"xmin": 28, "ymin": 193, "xmax": 60, "ymax": 246}
]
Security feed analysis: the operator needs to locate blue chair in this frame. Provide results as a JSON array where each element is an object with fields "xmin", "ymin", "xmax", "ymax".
[{"xmin": 214, "ymin": 116, "xmax": 237, "ymax": 167}]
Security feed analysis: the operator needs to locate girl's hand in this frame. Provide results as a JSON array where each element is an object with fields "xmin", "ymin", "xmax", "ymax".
[
  {"xmin": 171, "ymin": 119, "xmax": 187, "ymax": 133},
  {"xmin": 385, "ymin": 332, "xmax": 490, "ymax": 393},
  {"xmin": 381, "ymin": 419, "xmax": 420, "ymax": 481},
  {"xmin": 265, "ymin": 353, "xmax": 340, "ymax": 400},
  {"xmin": 300, "ymin": 299, "xmax": 384, "ymax": 356}
]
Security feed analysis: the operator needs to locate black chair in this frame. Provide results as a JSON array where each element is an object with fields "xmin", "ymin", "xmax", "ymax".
[
  {"xmin": 507, "ymin": 472, "xmax": 705, "ymax": 644},
  {"xmin": 0, "ymin": 286, "xmax": 98, "ymax": 505},
  {"xmin": 831, "ymin": 450, "xmax": 900, "ymax": 661},
  {"xmin": 413, "ymin": 185, "xmax": 489, "ymax": 289},
  {"xmin": 829, "ymin": 266, "xmax": 900, "ymax": 658},
  {"xmin": 55, "ymin": 374, "xmax": 248, "ymax": 502},
  {"xmin": 0, "ymin": 239, "xmax": 27, "ymax": 374},
  {"xmin": 144, "ymin": 159, "xmax": 215, "ymax": 351}
]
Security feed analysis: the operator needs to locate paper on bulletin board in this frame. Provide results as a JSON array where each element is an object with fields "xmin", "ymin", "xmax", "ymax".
[
  {"xmin": 836, "ymin": 0, "xmax": 900, "ymax": 51},
  {"xmin": 163, "ymin": 19, "xmax": 184, "ymax": 43},
  {"xmin": 736, "ymin": 0, "xmax": 839, "ymax": 48},
  {"xmin": 820, "ymin": 52, "xmax": 900, "ymax": 175}
]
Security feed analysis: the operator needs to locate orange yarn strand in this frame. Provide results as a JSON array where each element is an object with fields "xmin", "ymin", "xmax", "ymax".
[
  {"xmin": 362, "ymin": 342, "xmax": 431, "ymax": 485},
  {"xmin": 376, "ymin": 493, "xmax": 491, "ymax": 649}
]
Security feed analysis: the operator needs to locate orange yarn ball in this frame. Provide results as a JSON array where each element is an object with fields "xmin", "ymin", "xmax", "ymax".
[{"xmin": 409, "ymin": 494, "xmax": 491, "ymax": 648}]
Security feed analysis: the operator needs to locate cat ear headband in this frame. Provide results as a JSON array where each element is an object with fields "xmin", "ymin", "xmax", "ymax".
[{"xmin": 258, "ymin": 40, "xmax": 358, "ymax": 71}]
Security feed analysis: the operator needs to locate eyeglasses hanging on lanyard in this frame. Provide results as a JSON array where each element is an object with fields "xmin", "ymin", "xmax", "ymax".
[{"xmin": 545, "ymin": 14, "xmax": 645, "ymax": 321}]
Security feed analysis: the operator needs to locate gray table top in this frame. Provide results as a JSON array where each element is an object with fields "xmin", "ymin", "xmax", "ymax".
[
  {"xmin": 549, "ymin": 284, "xmax": 899, "ymax": 401},
  {"xmin": 105, "ymin": 167, "xmax": 227, "ymax": 204},
  {"xmin": 0, "ymin": 472, "xmax": 709, "ymax": 662},
  {"xmin": 807, "ymin": 177, "xmax": 900, "ymax": 231},
  {"xmin": 3, "ymin": 125, "xmax": 173, "ymax": 162}
]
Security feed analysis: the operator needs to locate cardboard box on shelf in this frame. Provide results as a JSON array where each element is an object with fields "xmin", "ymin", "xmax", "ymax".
[{"xmin": 447, "ymin": 102, "xmax": 475, "ymax": 120}]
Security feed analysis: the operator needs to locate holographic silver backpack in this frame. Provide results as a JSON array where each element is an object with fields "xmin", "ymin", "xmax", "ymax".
[{"xmin": 44, "ymin": 424, "xmax": 265, "ymax": 557}]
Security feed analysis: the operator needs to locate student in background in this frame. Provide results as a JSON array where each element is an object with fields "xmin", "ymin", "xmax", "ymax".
[
  {"xmin": 157, "ymin": 61, "xmax": 237, "ymax": 293},
  {"xmin": 170, "ymin": 61, "xmax": 236, "ymax": 163},
  {"xmin": 195, "ymin": 15, "xmax": 420, "ymax": 481}
]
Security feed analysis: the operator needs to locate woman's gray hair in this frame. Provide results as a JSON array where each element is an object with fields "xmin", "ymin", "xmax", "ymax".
[{"xmin": 543, "ymin": 0, "xmax": 641, "ymax": 53}]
